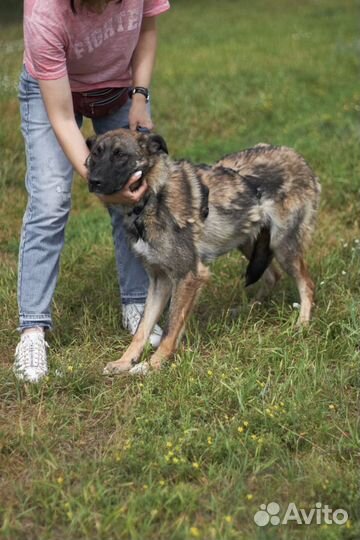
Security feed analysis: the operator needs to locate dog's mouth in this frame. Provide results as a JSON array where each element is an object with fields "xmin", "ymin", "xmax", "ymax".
[{"xmin": 88, "ymin": 168, "xmax": 145, "ymax": 195}]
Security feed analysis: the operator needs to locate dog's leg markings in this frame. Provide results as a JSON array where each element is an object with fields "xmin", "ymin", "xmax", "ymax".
[
  {"xmin": 103, "ymin": 275, "xmax": 171, "ymax": 375},
  {"xmin": 147, "ymin": 263, "xmax": 210, "ymax": 371},
  {"xmin": 275, "ymin": 252, "xmax": 314, "ymax": 325},
  {"xmin": 293, "ymin": 257, "xmax": 315, "ymax": 324}
]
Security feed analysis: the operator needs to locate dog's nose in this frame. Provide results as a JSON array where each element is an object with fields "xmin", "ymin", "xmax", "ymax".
[{"xmin": 88, "ymin": 178, "xmax": 103, "ymax": 192}]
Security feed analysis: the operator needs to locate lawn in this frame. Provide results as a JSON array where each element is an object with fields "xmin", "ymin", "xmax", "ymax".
[{"xmin": 0, "ymin": 0, "xmax": 359, "ymax": 539}]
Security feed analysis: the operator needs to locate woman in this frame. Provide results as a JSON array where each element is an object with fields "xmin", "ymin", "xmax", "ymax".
[{"xmin": 13, "ymin": 0, "xmax": 170, "ymax": 382}]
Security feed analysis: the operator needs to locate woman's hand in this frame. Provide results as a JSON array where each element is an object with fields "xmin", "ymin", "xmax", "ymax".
[
  {"xmin": 96, "ymin": 171, "xmax": 148, "ymax": 205},
  {"xmin": 128, "ymin": 94, "xmax": 153, "ymax": 132}
]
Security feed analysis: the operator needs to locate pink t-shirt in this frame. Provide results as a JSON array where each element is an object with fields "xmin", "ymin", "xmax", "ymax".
[{"xmin": 24, "ymin": 0, "xmax": 170, "ymax": 91}]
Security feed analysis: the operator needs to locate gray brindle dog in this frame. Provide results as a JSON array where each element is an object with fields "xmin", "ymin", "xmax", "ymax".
[{"xmin": 86, "ymin": 129, "xmax": 321, "ymax": 375}]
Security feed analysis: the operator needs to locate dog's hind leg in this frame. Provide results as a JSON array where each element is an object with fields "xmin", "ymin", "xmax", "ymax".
[
  {"xmin": 103, "ymin": 274, "xmax": 172, "ymax": 375},
  {"xmin": 146, "ymin": 262, "xmax": 210, "ymax": 371},
  {"xmin": 274, "ymin": 251, "xmax": 314, "ymax": 324}
]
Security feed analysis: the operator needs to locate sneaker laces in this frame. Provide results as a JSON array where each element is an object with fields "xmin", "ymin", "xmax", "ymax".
[
  {"xmin": 122, "ymin": 303, "xmax": 163, "ymax": 347},
  {"xmin": 15, "ymin": 333, "xmax": 48, "ymax": 372},
  {"xmin": 123, "ymin": 304, "xmax": 143, "ymax": 334}
]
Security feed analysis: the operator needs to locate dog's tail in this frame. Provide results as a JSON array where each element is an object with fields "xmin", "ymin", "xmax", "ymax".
[{"xmin": 245, "ymin": 226, "xmax": 273, "ymax": 287}]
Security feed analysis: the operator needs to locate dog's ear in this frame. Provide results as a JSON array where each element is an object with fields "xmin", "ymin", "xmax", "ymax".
[
  {"xmin": 145, "ymin": 133, "xmax": 168, "ymax": 155},
  {"xmin": 86, "ymin": 135, "xmax": 97, "ymax": 151}
]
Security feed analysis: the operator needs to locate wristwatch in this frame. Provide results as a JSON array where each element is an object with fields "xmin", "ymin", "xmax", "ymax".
[{"xmin": 129, "ymin": 86, "xmax": 150, "ymax": 102}]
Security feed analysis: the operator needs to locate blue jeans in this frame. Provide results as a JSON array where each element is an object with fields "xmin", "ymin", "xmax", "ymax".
[{"xmin": 18, "ymin": 66, "xmax": 149, "ymax": 330}]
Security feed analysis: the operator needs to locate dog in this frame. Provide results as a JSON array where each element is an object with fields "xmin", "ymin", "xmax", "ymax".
[{"xmin": 86, "ymin": 129, "xmax": 321, "ymax": 375}]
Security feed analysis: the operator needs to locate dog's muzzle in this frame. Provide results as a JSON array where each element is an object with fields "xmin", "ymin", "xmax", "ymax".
[
  {"xmin": 88, "ymin": 168, "xmax": 144, "ymax": 195},
  {"xmin": 88, "ymin": 178, "xmax": 103, "ymax": 193}
]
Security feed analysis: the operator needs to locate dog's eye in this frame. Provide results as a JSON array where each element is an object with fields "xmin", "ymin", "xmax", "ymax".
[
  {"xmin": 113, "ymin": 148, "xmax": 128, "ymax": 162},
  {"xmin": 92, "ymin": 144, "xmax": 105, "ymax": 159}
]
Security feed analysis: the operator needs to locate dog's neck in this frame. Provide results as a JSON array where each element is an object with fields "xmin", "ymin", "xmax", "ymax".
[
  {"xmin": 122, "ymin": 157, "xmax": 170, "ymax": 215},
  {"xmin": 144, "ymin": 155, "xmax": 171, "ymax": 194}
]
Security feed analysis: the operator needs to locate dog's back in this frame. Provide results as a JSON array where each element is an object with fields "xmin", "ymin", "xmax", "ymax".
[{"xmin": 196, "ymin": 145, "xmax": 320, "ymax": 280}]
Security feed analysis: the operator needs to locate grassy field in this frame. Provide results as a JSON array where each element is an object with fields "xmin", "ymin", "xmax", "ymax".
[{"xmin": 1, "ymin": 0, "xmax": 360, "ymax": 538}]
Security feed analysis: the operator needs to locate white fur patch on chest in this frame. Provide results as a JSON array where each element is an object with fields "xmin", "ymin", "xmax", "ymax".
[
  {"xmin": 132, "ymin": 238, "xmax": 151, "ymax": 257},
  {"xmin": 132, "ymin": 238, "xmax": 161, "ymax": 266}
]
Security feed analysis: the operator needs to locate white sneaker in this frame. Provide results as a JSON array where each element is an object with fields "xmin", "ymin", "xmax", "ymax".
[
  {"xmin": 122, "ymin": 303, "xmax": 163, "ymax": 348},
  {"xmin": 13, "ymin": 332, "xmax": 49, "ymax": 383}
]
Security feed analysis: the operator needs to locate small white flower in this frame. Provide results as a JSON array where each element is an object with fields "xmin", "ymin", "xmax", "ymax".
[
  {"xmin": 320, "ymin": 281, "xmax": 325, "ymax": 286},
  {"xmin": 341, "ymin": 271, "xmax": 347, "ymax": 276},
  {"xmin": 292, "ymin": 302, "xmax": 301, "ymax": 309},
  {"xmin": 343, "ymin": 243, "xmax": 348, "ymax": 248}
]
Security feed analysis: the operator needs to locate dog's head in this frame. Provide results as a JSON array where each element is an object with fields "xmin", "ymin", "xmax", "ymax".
[{"xmin": 86, "ymin": 129, "xmax": 168, "ymax": 195}]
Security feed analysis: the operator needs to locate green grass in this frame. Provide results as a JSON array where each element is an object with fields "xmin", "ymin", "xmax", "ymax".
[{"xmin": 1, "ymin": 0, "xmax": 360, "ymax": 538}]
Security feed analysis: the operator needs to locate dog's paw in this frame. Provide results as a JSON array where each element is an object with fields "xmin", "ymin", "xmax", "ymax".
[
  {"xmin": 103, "ymin": 360, "xmax": 133, "ymax": 375},
  {"xmin": 129, "ymin": 361, "xmax": 150, "ymax": 376}
]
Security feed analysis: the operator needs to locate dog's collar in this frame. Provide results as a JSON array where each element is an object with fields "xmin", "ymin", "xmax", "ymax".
[{"xmin": 127, "ymin": 191, "xmax": 151, "ymax": 217}]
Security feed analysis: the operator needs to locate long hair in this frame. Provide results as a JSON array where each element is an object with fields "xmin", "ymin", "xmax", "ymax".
[{"xmin": 70, "ymin": 0, "xmax": 122, "ymax": 14}]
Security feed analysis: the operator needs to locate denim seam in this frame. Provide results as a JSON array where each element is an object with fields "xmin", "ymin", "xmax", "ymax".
[
  {"xmin": 18, "ymin": 76, "xmax": 50, "ymax": 326},
  {"xmin": 18, "ymin": 321, "xmax": 51, "ymax": 332},
  {"xmin": 121, "ymin": 297, "xmax": 147, "ymax": 305},
  {"xmin": 18, "ymin": 77, "xmax": 32, "ymax": 315},
  {"xmin": 20, "ymin": 313, "xmax": 51, "ymax": 319}
]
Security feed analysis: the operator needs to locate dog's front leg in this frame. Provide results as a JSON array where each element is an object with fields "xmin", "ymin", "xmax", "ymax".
[
  {"xmin": 147, "ymin": 262, "xmax": 210, "ymax": 371},
  {"xmin": 103, "ymin": 273, "xmax": 171, "ymax": 375}
]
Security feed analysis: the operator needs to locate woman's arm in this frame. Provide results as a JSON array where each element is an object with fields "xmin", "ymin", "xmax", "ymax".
[
  {"xmin": 39, "ymin": 76, "xmax": 89, "ymax": 179},
  {"xmin": 128, "ymin": 15, "xmax": 158, "ymax": 131}
]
